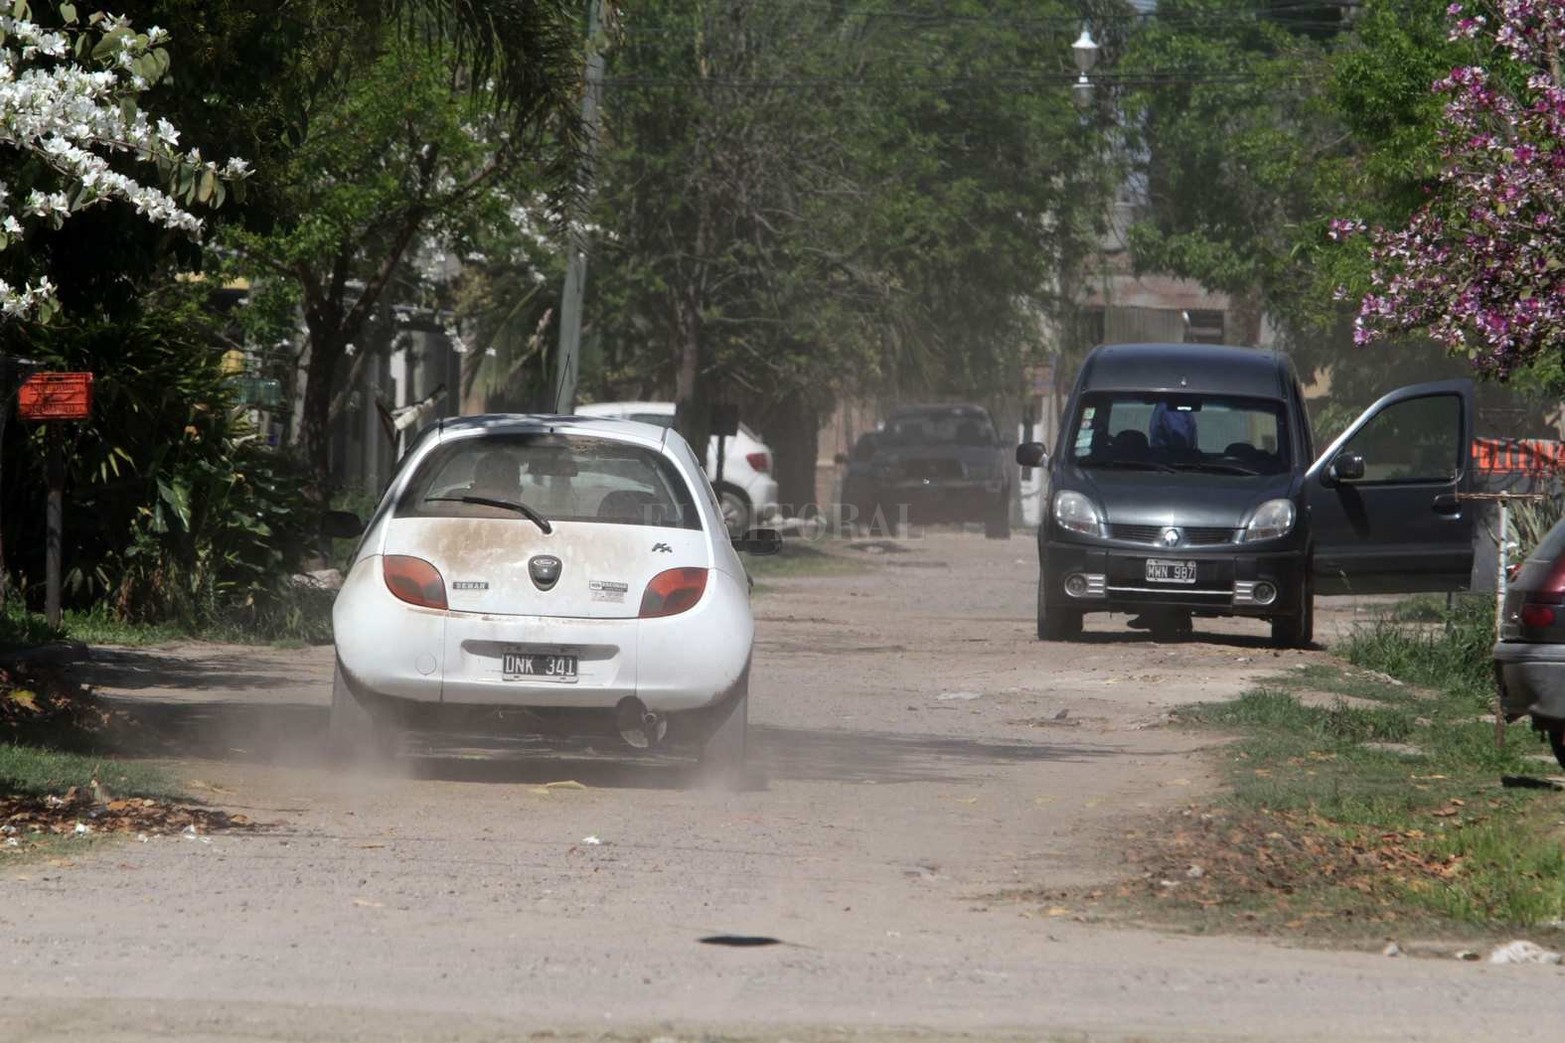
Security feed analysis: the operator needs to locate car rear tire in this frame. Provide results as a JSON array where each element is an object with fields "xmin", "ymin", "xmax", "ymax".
[
  {"xmin": 716, "ymin": 485, "xmax": 751, "ymax": 536},
  {"xmin": 984, "ymin": 492, "xmax": 1011, "ymax": 540},
  {"xmin": 698, "ymin": 687, "xmax": 748, "ymax": 789},
  {"xmin": 329, "ymin": 662, "xmax": 398, "ymax": 768},
  {"xmin": 1270, "ymin": 582, "xmax": 1315, "ymax": 649},
  {"xmin": 1037, "ymin": 576, "xmax": 1082, "ymax": 641}
]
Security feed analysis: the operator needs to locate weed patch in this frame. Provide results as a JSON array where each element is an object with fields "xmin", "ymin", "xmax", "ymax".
[{"xmin": 1341, "ymin": 595, "xmax": 1495, "ymax": 704}]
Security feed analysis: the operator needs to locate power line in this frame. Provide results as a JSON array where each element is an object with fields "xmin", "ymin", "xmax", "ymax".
[
  {"xmin": 614, "ymin": 1, "xmax": 1363, "ymax": 35},
  {"xmin": 602, "ymin": 71, "xmax": 1310, "ymax": 91}
]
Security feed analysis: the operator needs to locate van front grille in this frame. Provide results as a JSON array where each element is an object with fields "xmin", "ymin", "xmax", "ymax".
[{"xmin": 1109, "ymin": 524, "xmax": 1235, "ymax": 547}]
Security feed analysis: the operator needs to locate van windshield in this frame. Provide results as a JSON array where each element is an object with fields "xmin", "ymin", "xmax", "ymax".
[{"xmin": 1068, "ymin": 392, "xmax": 1290, "ymax": 476}]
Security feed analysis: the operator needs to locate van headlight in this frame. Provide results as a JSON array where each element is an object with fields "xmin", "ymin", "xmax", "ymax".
[
  {"xmin": 1053, "ymin": 490, "xmax": 1104, "ymax": 538},
  {"xmin": 1242, "ymin": 499, "xmax": 1295, "ymax": 543}
]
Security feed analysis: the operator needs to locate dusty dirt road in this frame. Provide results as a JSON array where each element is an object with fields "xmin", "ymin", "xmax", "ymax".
[{"xmin": 4, "ymin": 533, "xmax": 1560, "ymax": 1043}]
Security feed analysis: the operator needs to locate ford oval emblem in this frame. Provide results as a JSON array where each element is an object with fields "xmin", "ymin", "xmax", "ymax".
[
  {"xmin": 529, "ymin": 554, "xmax": 562, "ymax": 591},
  {"xmin": 1160, "ymin": 527, "xmax": 1182, "ymax": 548}
]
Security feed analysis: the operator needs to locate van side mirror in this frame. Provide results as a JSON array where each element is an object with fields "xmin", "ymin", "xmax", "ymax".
[
  {"xmin": 1329, "ymin": 452, "xmax": 1366, "ymax": 483},
  {"xmin": 323, "ymin": 509, "xmax": 365, "ymax": 539},
  {"xmin": 1015, "ymin": 442, "xmax": 1048, "ymax": 468},
  {"xmin": 733, "ymin": 528, "xmax": 783, "ymax": 555}
]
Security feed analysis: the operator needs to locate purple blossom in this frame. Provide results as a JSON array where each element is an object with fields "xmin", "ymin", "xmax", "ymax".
[{"xmin": 1353, "ymin": 1, "xmax": 1565, "ymax": 376}]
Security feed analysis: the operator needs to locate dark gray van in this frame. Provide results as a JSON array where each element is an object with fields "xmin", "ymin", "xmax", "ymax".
[{"xmin": 1014, "ymin": 343, "xmax": 1476, "ymax": 646}]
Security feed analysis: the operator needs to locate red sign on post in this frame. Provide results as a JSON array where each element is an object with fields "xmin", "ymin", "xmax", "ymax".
[{"xmin": 18, "ymin": 372, "xmax": 93, "ymax": 420}]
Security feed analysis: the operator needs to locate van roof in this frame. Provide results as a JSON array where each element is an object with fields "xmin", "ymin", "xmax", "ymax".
[{"xmin": 1077, "ymin": 343, "xmax": 1292, "ymax": 398}]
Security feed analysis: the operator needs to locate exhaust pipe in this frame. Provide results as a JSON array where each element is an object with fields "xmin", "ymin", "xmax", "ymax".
[{"xmin": 616, "ymin": 697, "xmax": 668, "ymax": 749}]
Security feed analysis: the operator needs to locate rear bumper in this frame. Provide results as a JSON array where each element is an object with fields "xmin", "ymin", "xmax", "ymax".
[
  {"xmin": 1041, "ymin": 538, "xmax": 1305, "ymax": 618},
  {"xmin": 844, "ymin": 478, "xmax": 1004, "ymax": 518},
  {"xmin": 1494, "ymin": 641, "xmax": 1565, "ymax": 721},
  {"xmin": 333, "ymin": 557, "xmax": 753, "ymax": 713}
]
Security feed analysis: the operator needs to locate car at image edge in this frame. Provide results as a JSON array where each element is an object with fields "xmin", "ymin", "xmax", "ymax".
[{"xmin": 1495, "ymin": 518, "xmax": 1565, "ymax": 771}]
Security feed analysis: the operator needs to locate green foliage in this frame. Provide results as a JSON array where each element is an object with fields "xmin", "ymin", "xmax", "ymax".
[
  {"xmin": 222, "ymin": 19, "xmax": 569, "ymax": 484},
  {"xmin": 585, "ymin": 0, "xmax": 1126, "ymax": 440},
  {"xmin": 1124, "ymin": 0, "xmax": 1338, "ymax": 324},
  {"xmin": 3, "ymin": 280, "xmax": 322, "ymax": 632},
  {"xmin": 0, "ymin": 744, "xmax": 177, "ymax": 800}
]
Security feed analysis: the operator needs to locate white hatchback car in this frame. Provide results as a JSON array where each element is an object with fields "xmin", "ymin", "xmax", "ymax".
[
  {"xmin": 324, "ymin": 414, "xmax": 779, "ymax": 781},
  {"xmin": 573, "ymin": 401, "xmax": 780, "ymax": 534}
]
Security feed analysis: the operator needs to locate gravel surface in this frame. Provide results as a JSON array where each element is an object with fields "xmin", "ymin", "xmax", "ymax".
[{"xmin": 3, "ymin": 532, "xmax": 1555, "ymax": 1043}]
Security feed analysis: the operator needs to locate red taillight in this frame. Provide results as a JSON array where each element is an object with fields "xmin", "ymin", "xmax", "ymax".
[
  {"xmin": 1521, "ymin": 603, "xmax": 1558, "ymax": 628},
  {"xmin": 639, "ymin": 567, "xmax": 708, "ymax": 618},
  {"xmin": 383, "ymin": 555, "xmax": 448, "ymax": 610},
  {"xmin": 745, "ymin": 451, "xmax": 770, "ymax": 473}
]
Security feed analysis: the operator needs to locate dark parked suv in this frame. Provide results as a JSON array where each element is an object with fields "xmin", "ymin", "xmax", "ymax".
[
  {"xmin": 1015, "ymin": 343, "xmax": 1478, "ymax": 646},
  {"xmin": 839, "ymin": 404, "xmax": 1012, "ymax": 538}
]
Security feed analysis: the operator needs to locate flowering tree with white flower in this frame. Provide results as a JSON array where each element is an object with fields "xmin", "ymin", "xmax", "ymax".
[
  {"xmin": 1351, "ymin": 1, "xmax": 1565, "ymax": 379},
  {"xmin": 0, "ymin": 5, "xmax": 246, "ymax": 320}
]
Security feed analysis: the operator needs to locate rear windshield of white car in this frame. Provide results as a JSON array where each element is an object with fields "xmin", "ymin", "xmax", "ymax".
[{"xmin": 395, "ymin": 433, "xmax": 703, "ymax": 530}]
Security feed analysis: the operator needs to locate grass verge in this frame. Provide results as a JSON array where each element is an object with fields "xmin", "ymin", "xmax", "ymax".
[
  {"xmin": 0, "ymin": 664, "xmax": 252, "ymax": 859},
  {"xmin": 1066, "ymin": 598, "xmax": 1565, "ymax": 941},
  {"xmin": 0, "ymin": 586, "xmax": 334, "ymax": 652},
  {"xmin": 0, "ymin": 744, "xmax": 177, "ymax": 801}
]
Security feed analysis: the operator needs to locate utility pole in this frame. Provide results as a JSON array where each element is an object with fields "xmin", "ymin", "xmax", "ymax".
[{"xmin": 553, "ymin": 0, "xmax": 606, "ymax": 415}]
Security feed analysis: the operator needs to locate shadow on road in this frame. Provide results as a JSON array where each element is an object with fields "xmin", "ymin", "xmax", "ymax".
[
  {"xmin": 75, "ymin": 646, "xmax": 322, "ymax": 695},
  {"xmin": 96, "ymin": 690, "xmax": 1122, "ymax": 791},
  {"xmin": 1072, "ymin": 629, "xmax": 1281, "ymax": 650}
]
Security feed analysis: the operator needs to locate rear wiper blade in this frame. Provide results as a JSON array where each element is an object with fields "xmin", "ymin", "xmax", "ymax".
[{"xmin": 424, "ymin": 495, "xmax": 553, "ymax": 534}]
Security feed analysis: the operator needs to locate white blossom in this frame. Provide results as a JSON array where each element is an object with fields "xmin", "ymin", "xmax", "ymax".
[{"xmin": 0, "ymin": 13, "xmax": 249, "ymax": 319}]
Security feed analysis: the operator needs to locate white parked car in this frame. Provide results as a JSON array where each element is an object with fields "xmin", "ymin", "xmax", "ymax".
[
  {"xmin": 573, "ymin": 401, "xmax": 780, "ymax": 533},
  {"xmin": 324, "ymin": 414, "xmax": 779, "ymax": 783}
]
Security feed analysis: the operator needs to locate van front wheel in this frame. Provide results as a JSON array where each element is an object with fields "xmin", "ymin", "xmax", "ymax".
[
  {"xmin": 1269, "ymin": 583, "xmax": 1315, "ymax": 649},
  {"xmin": 1545, "ymin": 724, "xmax": 1565, "ymax": 773},
  {"xmin": 1037, "ymin": 576, "xmax": 1082, "ymax": 641}
]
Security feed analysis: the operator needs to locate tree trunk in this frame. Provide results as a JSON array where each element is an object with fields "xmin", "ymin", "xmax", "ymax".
[
  {"xmin": 672, "ymin": 289, "xmax": 712, "ymax": 464},
  {"xmin": 460, "ymin": 349, "xmax": 489, "ymax": 416},
  {"xmin": 1233, "ymin": 287, "xmax": 1266, "ymax": 347},
  {"xmin": 768, "ymin": 390, "xmax": 820, "ymax": 515},
  {"xmin": 298, "ymin": 336, "xmax": 342, "ymax": 503}
]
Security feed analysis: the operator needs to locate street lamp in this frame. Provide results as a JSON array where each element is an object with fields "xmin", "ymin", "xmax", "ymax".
[{"xmin": 1072, "ymin": 26, "xmax": 1099, "ymax": 113}]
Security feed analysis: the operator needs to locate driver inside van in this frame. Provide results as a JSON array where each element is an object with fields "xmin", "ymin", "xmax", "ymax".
[{"xmin": 1150, "ymin": 400, "xmax": 1198, "ymax": 451}]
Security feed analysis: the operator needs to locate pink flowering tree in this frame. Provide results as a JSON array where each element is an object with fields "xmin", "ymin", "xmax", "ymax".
[{"xmin": 1350, "ymin": 1, "xmax": 1565, "ymax": 379}]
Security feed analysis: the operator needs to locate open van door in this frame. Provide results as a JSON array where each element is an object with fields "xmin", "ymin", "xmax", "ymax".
[{"xmin": 1307, "ymin": 379, "xmax": 1475, "ymax": 594}]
